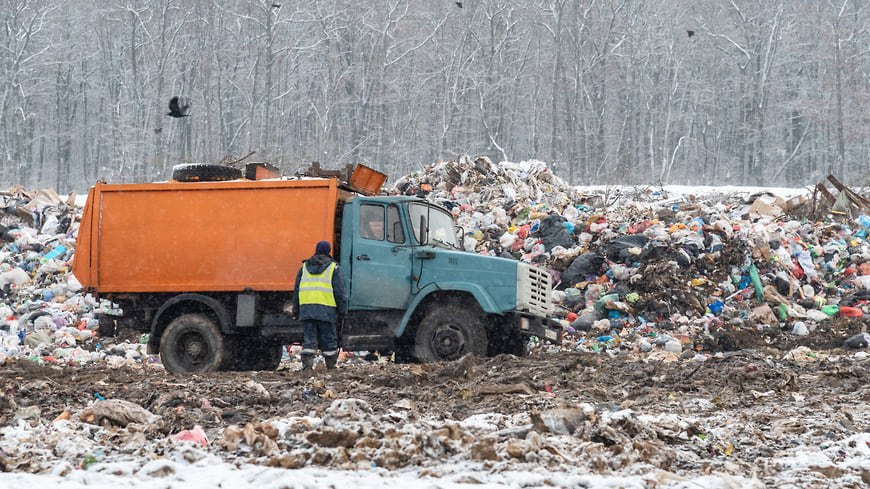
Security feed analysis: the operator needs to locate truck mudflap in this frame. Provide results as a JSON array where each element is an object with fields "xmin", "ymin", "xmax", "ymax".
[{"xmin": 517, "ymin": 313, "xmax": 563, "ymax": 344}]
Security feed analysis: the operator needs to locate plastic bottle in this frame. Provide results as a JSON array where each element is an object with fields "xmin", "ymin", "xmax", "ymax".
[
  {"xmin": 797, "ymin": 250, "xmax": 818, "ymax": 281},
  {"xmin": 749, "ymin": 265, "xmax": 764, "ymax": 301},
  {"xmin": 777, "ymin": 303, "xmax": 789, "ymax": 320}
]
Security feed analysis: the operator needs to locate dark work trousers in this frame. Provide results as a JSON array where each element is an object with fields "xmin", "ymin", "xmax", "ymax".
[{"xmin": 301, "ymin": 319, "xmax": 338, "ymax": 356}]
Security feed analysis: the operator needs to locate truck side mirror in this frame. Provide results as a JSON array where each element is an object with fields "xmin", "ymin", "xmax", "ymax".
[{"xmin": 418, "ymin": 215, "xmax": 428, "ymax": 244}]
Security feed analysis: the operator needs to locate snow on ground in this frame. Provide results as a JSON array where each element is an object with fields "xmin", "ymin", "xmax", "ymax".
[{"xmin": 0, "ymin": 451, "xmax": 762, "ymax": 489}]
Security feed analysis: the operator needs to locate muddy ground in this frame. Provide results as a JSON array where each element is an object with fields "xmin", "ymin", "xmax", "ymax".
[{"xmin": 1, "ymin": 322, "xmax": 869, "ymax": 487}]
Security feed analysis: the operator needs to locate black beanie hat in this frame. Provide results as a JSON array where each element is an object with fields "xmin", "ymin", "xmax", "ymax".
[{"xmin": 315, "ymin": 240, "xmax": 331, "ymax": 255}]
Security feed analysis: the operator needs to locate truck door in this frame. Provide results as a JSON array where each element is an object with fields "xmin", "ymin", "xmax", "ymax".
[{"xmin": 349, "ymin": 203, "xmax": 412, "ymax": 309}]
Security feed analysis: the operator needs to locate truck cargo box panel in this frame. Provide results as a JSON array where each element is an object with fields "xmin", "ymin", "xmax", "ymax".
[{"xmin": 75, "ymin": 179, "xmax": 338, "ymax": 293}]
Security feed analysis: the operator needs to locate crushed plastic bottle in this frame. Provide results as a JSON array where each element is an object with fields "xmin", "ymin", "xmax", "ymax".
[{"xmin": 791, "ymin": 322, "xmax": 809, "ymax": 336}]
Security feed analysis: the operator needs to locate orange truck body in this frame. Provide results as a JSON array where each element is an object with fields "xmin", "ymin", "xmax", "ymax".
[{"xmin": 73, "ymin": 179, "xmax": 340, "ymax": 293}]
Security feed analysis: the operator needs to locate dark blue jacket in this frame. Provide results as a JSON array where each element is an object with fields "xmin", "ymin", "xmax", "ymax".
[{"xmin": 293, "ymin": 253, "xmax": 348, "ymax": 323}]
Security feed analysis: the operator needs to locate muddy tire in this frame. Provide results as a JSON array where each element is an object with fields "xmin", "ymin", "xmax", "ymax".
[
  {"xmin": 171, "ymin": 164, "xmax": 242, "ymax": 182},
  {"xmin": 414, "ymin": 302, "xmax": 487, "ymax": 362},
  {"xmin": 159, "ymin": 314, "xmax": 224, "ymax": 373}
]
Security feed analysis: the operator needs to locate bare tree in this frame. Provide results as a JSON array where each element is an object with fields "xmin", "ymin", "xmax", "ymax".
[
  {"xmin": 0, "ymin": 2, "xmax": 55, "ymax": 185},
  {"xmin": 1, "ymin": 0, "xmax": 868, "ymax": 191}
]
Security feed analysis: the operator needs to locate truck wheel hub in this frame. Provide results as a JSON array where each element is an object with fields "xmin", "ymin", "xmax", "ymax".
[
  {"xmin": 186, "ymin": 341, "xmax": 204, "ymax": 357},
  {"xmin": 433, "ymin": 326, "xmax": 463, "ymax": 357},
  {"xmin": 179, "ymin": 332, "xmax": 207, "ymax": 359}
]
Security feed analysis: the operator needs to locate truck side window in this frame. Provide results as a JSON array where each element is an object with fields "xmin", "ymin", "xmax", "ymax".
[
  {"xmin": 387, "ymin": 205, "xmax": 404, "ymax": 243},
  {"xmin": 360, "ymin": 204, "xmax": 385, "ymax": 240}
]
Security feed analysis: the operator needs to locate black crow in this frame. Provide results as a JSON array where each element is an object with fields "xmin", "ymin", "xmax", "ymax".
[
  {"xmin": 455, "ymin": 1, "xmax": 462, "ymax": 7},
  {"xmin": 167, "ymin": 96, "xmax": 190, "ymax": 118},
  {"xmin": 687, "ymin": 30, "xmax": 695, "ymax": 37}
]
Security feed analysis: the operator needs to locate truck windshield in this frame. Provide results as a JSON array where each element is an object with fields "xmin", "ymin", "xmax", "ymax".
[{"xmin": 409, "ymin": 203, "xmax": 460, "ymax": 248}]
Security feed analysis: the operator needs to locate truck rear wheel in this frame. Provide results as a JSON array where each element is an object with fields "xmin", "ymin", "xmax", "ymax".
[
  {"xmin": 171, "ymin": 164, "xmax": 242, "ymax": 182},
  {"xmin": 414, "ymin": 302, "xmax": 487, "ymax": 362},
  {"xmin": 160, "ymin": 314, "xmax": 225, "ymax": 373}
]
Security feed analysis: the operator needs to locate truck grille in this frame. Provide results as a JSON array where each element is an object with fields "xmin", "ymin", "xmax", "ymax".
[{"xmin": 516, "ymin": 263, "xmax": 553, "ymax": 317}]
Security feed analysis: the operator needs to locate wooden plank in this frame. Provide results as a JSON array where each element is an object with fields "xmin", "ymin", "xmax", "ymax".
[
  {"xmin": 815, "ymin": 183, "xmax": 836, "ymax": 205},
  {"xmin": 827, "ymin": 175, "xmax": 870, "ymax": 209}
]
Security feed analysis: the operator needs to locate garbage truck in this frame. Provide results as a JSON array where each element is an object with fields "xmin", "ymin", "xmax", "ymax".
[{"xmin": 72, "ymin": 163, "xmax": 561, "ymax": 373}]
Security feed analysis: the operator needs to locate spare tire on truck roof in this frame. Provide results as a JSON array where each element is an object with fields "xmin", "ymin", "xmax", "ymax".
[{"xmin": 172, "ymin": 164, "xmax": 242, "ymax": 182}]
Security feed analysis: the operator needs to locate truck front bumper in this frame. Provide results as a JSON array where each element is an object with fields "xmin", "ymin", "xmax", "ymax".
[{"xmin": 517, "ymin": 313, "xmax": 563, "ymax": 344}]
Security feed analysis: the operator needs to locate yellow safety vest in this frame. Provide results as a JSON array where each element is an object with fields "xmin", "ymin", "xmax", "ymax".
[{"xmin": 298, "ymin": 262, "xmax": 337, "ymax": 307}]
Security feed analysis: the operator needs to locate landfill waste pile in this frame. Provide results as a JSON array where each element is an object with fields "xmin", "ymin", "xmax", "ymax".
[
  {"xmin": 1, "ymin": 161, "xmax": 869, "ymax": 488},
  {"xmin": 396, "ymin": 156, "xmax": 870, "ymax": 358}
]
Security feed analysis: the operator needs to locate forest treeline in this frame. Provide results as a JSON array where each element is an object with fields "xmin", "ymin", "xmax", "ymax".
[{"xmin": 1, "ymin": 0, "xmax": 868, "ymax": 192}]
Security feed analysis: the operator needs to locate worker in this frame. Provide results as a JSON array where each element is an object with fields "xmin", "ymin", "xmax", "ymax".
[
  {"xmin": 361, "ymin": 217, "xmax": 385, "ymax": 240},
  {"xmin": 293, "ymin": 240, "xmax": 347, "ymax": 372},
  {"xmin": 360, "ymin": 204, "xmax": 387, "ymax": 240}
]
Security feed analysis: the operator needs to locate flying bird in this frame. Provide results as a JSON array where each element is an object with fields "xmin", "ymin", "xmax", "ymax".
[
  {"xmin": 687, "ymin": 30, "xmax": 695, "ymax": 38},
  {"xmin": 167, "ymin": 96, "xmax": 190, "ymax": 118},
  {"xmin": 455, "ymin": 1, "xmax": 463, "ymax": 7}
]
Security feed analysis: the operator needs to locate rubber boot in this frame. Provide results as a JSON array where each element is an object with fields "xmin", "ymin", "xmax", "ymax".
[
  {"xmin": 324, "ymin": 353, "xmax": 338, "ymax": 370},
  {"xmin": 301, "ymin": 353, "xmax": 315, "ymax": 372}
]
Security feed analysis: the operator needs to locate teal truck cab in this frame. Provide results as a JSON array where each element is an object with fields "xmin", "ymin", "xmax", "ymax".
[{"xmin": 337, "ymin": 195, "xmax": 561, "ymax": 362}]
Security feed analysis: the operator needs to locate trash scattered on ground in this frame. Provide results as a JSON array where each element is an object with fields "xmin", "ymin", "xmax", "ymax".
[{"xmin": 1, "ymin": 350, "xmax": 868, "ymax": 488}]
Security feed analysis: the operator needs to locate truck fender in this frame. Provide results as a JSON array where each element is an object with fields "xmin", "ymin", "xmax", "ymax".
[
  {"xmin": 394, "ymin": 282, "xmax": 499, "ymax": 338},
  {"xmin": 149, "ymin": 294, "xmax": 233, "ymax": 350}
]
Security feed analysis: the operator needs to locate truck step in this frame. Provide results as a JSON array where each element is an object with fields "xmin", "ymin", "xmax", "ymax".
[{"xmin": 340, "ymin": 334, "xmax": 394, "ymax": 353}]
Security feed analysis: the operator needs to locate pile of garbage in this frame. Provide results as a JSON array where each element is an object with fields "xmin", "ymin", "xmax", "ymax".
[
  {"xmin": 400, "ymin": 156, "xmax": 870, "ymax": 359},
  {"xmin": 0, "ymin": 187, "xmax": 146, "ymax": 368},
  {"xmin": 0, "ymin": 157, "xmax": 868, "ymax": 368}
]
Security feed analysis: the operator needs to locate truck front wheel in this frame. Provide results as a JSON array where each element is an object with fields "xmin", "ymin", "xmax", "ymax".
[
  {"xmin": 414, "ymin": 303, "xmax": 487, "ymax": 362},
  {"xmin": 160, "ymin": 314, "xmax": 225, "ymax": 373}
]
